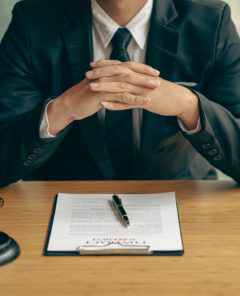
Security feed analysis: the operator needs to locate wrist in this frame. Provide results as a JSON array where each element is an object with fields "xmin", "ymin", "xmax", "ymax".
[
  {"xmin": 47, "ymin": 95, "xmax": 74, "ymax": 135},
  {"xmin": 177, "ymin": 89, "xmax": 200, "ymax": 130}
]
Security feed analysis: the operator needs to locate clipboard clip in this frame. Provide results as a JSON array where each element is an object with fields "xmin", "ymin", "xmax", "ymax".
[{"xmin": 76, "ymin": 240, "xmax": 151, "ymax": 255}]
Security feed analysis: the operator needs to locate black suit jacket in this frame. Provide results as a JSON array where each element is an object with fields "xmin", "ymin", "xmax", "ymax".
[{"xmin": 0, "ymin": 0, "xmax": 240, "ymax": 186}]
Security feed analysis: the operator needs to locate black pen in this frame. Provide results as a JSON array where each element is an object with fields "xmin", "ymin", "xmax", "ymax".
[{"xmin": 112, "ymin": 194, "xmax": 130, "ymax": 227}]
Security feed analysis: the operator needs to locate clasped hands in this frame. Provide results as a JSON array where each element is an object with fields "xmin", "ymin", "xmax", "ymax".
[
  {"xmin": 48, "ymin": 59, "xmax": 199, "ymax": 135},
  {"xmin": 86, "ymin": 59, "xmax": 199, "ymax": 129}
]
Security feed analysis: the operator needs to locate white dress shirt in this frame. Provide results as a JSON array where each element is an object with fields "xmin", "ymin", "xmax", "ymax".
[{"xmin": 40, "ymin": 0, "xmax": 200, "ymax": 146}]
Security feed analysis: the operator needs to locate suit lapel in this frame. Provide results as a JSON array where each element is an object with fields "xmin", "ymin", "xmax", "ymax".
[
  {"xmin": 140, "ymin": 0, "xmax": 179, "ymax": 155},
  {"xmin": 147, "ymin": 0, "xmax": 179, "ymax": 80},
  {"xmin": 60, "ymin": 0, "xmax": 115, "ymax": 179}
]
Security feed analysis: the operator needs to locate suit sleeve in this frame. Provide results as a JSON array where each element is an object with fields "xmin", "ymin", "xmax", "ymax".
[
  {"xmin": 182, "ymin": 4, "xmax": 240, "ymax": 183},
  {"xmin": 0, "ymin": 4, "xmax": 69, "ymax": 187}
]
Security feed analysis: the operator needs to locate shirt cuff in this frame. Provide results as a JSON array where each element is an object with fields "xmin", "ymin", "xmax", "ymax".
[
  {"xmin": 177, "ymin": 117, "xmax": 202, "ymax": 135},
  {"xmin": 39, "ymin": 99, "xmax": 57, "ymax": 139}
]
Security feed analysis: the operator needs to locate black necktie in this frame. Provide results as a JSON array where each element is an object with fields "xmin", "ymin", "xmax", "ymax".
[
  {"xmin": 105, "ymin": 28, "xmax": 133, "ymax": 179},
  {"xmin": 110, "ymin": 28, "xmax": 132, "ymax": 61}
]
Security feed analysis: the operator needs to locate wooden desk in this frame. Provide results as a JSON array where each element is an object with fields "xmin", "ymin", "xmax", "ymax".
[{"xmin": 1, "ymin": 180, "xmax": 240, "ymax": 296}]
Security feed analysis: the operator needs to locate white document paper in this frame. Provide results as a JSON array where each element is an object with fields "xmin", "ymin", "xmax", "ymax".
[{"xmin": 47, "ymin": 192, "xmax": 183, "ymax": 253}]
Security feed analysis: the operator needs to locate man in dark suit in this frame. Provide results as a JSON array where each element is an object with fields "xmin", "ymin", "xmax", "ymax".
[{"xmin": 0, "ymin": 0, "xmax": 240, "ymax": 187}]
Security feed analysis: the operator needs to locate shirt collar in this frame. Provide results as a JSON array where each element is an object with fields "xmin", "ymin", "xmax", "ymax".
[{"xmin": 91, "ymin": 0, "xmax": 153, "ymax": 49}]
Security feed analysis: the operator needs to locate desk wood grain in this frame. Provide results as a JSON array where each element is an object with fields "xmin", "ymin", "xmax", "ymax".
[{"xmin": 0, "ymin": 180, "xmax": 240, "ymax": 296}]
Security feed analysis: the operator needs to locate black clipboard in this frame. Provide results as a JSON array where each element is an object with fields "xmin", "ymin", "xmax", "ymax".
[{"xmin": 44, "ymin": 194, "xmax": 184, "ymax": 256}]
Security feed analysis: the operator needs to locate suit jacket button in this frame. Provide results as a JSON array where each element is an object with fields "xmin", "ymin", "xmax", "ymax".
[
  {"xmin": 202, "ymin": 143, "xmax": 211, "ymax": 149},
  {"xmin": 213, "ymin": 155, "xmax": 223, "ymax": 161},
  {"xmin": 33, "ymin": 147, "xmax": 43, "ymax": 153},
  {"xmin": 28, "ymin": 154, "xmax": 36, "ymax": 160},
  {"xmin": 208, "ymin": 149, "xmax": 218, "ymax": 156},
  {"xmin": 24, "ymin": 160, "xmax": 32, "ymax": 166}
]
